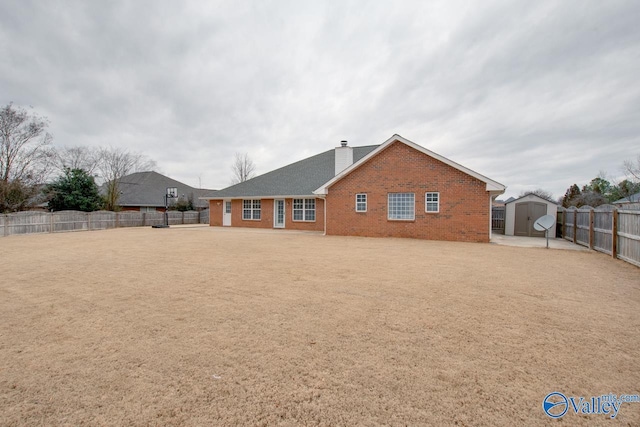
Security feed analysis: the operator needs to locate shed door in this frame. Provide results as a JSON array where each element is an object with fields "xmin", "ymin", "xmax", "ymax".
[
  {"xmin": 530, "ymin": 203, "xmax": 546, "ymax": 237},
  {"xmin": 514, "ymin": 202, "xmax": 546, "ymax": 237}
]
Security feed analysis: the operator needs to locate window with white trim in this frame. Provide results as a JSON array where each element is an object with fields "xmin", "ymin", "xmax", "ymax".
[
  {"xmin": 293, "ymin": 198, "xmax": 316, "ymax": 221},
  {"xmin": 242, "ymin": 199, "xmax": 261, "ymax": 220},
  {"xmin": 355, "ymin": 193, "xmax": 367, "ymax": 212},
  {"xmin": 388, "ymin": 193, "xmax": 415, "ymax": 220},
  {"xmin": 425, "ymin": 192, "xmax": 439, "ymax": 213}
]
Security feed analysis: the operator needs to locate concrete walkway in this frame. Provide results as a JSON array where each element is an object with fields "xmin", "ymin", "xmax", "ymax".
[
  {"xmin": 171, "ymin": 225, "xmax": 588, "ymax": 251},
  {"xmin": 490, "ymin": 234, "xmax": 588, "ymax": 251}
]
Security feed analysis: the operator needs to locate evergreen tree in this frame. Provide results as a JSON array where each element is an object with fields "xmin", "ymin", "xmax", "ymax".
[
  {"xmin": 47, "ymin": 168, "xmax": 103, "ymax": 212},
  {"xmin": 169, "ymin": 193, "xmax": 196, "ymax": 212},
  {"xmin": 562, "ymin": 184, "xmax": 581, "ymax": 207},
  {"xmin": 610, "ymin": 179, "xmax": 640, "ymax": 202}
]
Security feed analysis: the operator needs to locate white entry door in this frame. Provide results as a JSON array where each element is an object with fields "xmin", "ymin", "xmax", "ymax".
[
  {"xmin": 223, "ymin": 200, "xmax": 232, "ymax": 226},
  {"xmin": 274, "ymin": 199, "xmax": 285, "ymax": 228}
]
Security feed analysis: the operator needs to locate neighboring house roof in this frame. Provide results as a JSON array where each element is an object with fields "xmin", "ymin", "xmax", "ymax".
[
  {"xmin": 206, "ymin": 145, "xmax": 377, "ymax": 198},
  {"xmin": 314, "ymin": 135, "xmax": 505, "ymax": 195},
  {"xmin": 612, "ymin": 192, "xmax": 640, "ymax": 204},
  {"xmin": 102, "ymin": 171, "xmax": 217, "ymax": 208},
  {"xmin": 28, "ymin": 184, "xmax": 50, "ymax": 209},
  {"xmin": 504, "ymin": 193, "xmax": 558, "ymax": 205}
]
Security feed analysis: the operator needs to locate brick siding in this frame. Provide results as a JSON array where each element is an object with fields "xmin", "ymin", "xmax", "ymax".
[
  {"xmin": 325, "ymin": 141, "xmax": 490, "ymax": 242},
  {"xmin": 209, "ymin": 198, "xmax": 324, "ymax": 232}
]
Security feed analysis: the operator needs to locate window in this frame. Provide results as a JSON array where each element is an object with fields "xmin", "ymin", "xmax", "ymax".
[
  {"xmin": 355, "ymin": 193, "xmax": 367, "ymax": 212},
  {"xmin": 425, "ymin": 192, "xmax": 439, "ymax": 213},
  {"xmin": 225, "ymin": 201, "xmax": 231, "ymax": 214},
  {"xmin": 388, "ymin": 193, "xmax": 415, "ymax": 220},
  {"xmin": 140, "ymin": 207, "xmax": 156, "ymax": 213},
  {"xmin": 242, "ymin": 199, "xmax": 261, "ymax": 220},
  {"xmin": 293, "ymin": 198, "xmax": 316, "ymax": 221}
]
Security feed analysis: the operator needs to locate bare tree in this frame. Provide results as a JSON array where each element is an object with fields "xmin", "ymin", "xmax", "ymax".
[
  {"xmin": 518, "ymin": 188, "xmax": 555, "ymax": 202},
  {"xmin": 0, "ymin": 103, "xmax": 55, "ymax": 212},
  {"xmin": 231, "ymin": 152, "xmax": 256, "ymax": 184},
  {"xmin": 54, "ymin": 145, "xmax": 100, "ymax": 175},
  {"xmin": 623, "ymin": 154, "xmax": 640, "ymax": 182},
  {"xmin": 97, "ymin": 147, "xmax": 156, "ymax": 211}
]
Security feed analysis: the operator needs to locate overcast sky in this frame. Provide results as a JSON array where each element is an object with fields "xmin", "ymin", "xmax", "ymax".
[{"xmin": 1, "ymin": 0, "xmax": 638, "ymax": 200}]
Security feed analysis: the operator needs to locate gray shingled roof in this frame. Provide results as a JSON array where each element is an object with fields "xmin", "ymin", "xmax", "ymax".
[
  {"xmin": 102, "ymin": 171, "xmax": 217, "ymax": 208},
  {"xmin": 208, "ymin": 145, "xmax": 378, "ymax": 198},
  {"xmin": 613, "ymin": 191, "xmax": 640, "ymax": 204}
]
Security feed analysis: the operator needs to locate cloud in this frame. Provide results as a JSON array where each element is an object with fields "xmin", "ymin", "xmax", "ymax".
[{"xmin": 1, "ymin": 0, "xmax": 638, "ymax": 197}]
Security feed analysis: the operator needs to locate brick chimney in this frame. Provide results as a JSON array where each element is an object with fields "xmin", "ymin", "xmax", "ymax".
[{"xmin": 335, "ymin": 140, "xmax": 353, "ymax": 175}]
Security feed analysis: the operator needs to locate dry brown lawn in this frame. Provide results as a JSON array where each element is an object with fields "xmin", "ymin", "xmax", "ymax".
[{"xmin": 1, "ymin": 226, "xmax": 639, "ymax": 426}]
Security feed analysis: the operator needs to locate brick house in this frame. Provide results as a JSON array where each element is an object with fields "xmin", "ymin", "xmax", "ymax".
[{"xmin": 203, "ymin": 135, "xmax": 505, "ymax": 242}]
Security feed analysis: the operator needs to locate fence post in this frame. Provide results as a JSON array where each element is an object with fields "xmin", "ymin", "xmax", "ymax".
[
  {"xmin": 142, "ymin": 212, "xmax": 147, "ymax": 226},
  {"xmin": 3, "ymin": 214, "xmax": 8, "ymax": 237},
  {"xmin": 589, "ymin": 208, "xmax": 594, "ymax": 250},
  {"xmin": 612, "ymin": 208, "xmax": 618, "ymax": 259},
  {"xmin": 182, "ymin": 211, "xmax": 185, "ymax": 224},
  {"xmin": 115, "ymin": 212, "xmax": 120, "ymax": 228},
  {"xmin": 50, "ymin": 212, "xmax": 54, "ymax": 233},
  {"xmin": 572, "ymin": 209, "xmax": 577, "ymax": 244}
]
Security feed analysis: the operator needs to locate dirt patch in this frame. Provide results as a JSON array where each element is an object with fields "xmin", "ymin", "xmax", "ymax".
[{"xmin": 1, "ymin": 226, "xmax": 639, "ymax": 426}]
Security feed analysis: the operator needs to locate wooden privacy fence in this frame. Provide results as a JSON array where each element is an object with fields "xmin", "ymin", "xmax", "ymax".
[
  {"xmin": 0, "ymin": 209, "xmax": 210, "ymax": 237},
  {"xmin": 562, "ymin": 205, "xmax": 640, "ymax": 268},
  {"xmin": 199, "ymin": 209, "xmax": 210, "ymax": 224}
]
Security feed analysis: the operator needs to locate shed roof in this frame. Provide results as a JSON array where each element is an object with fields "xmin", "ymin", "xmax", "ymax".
[{"xmin": 504, "ymin": 192, "xmax": 558, "ymax": 205}]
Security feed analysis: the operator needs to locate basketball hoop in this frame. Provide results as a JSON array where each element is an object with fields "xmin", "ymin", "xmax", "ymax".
[{"xmin": 153, "ymin": 187, "xmax": 179, "ymax": 228}]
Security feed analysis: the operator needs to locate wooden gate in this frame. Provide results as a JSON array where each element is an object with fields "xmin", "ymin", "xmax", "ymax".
[
  {"xmin": 593, "ymin": 205, "xmax": 614, "ymax": 255},
  {"xmin": 564, "ymin": 207, "xmax": 575, "ymax": 242},
  {"xmin": 575, "ymin": 206, "xmax": 593, "ymax": 247}
]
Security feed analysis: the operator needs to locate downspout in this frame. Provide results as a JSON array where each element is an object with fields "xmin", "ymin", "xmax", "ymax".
[
  {"xmin": 489, "ymin": 194, "xmax": 492, "ymax": 240},
  {"xmin": 323, "ymin": 196, "xmax": 327, "ymax": 236}
]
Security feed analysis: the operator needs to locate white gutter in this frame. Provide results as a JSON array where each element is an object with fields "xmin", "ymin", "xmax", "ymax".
[
  {"xmin": 199, "ymin": 194, "xmax": 317, "ymax": 201},
  {"xmin": 322, "ymin": 196, "xmax": 327, "ymax": 236}
]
